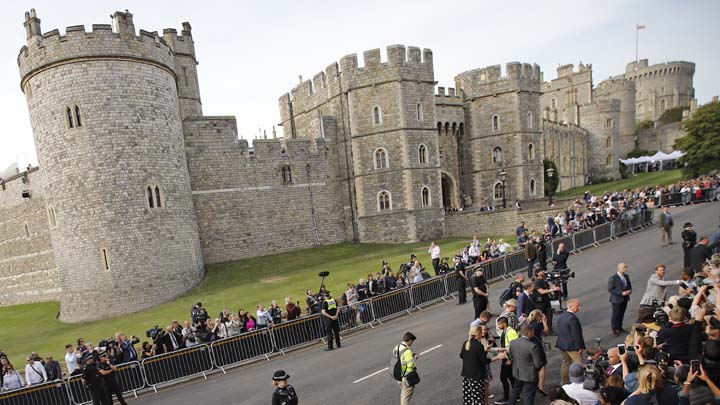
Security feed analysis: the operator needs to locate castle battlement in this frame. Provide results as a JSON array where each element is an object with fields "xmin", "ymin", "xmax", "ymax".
[
  {"xmin": 625, "ymin": 59, "xmax": 695, "ymax": 77},
  {"xmin": 455, "ymin": 62, "xmax": 541, "ymax": 99},
  {"xmin": 18, "ymin": 10, "xmax": 186, "ymax": 87},
  {"xmin": 338, "ymin": 45, "xmax": 434, "ymax": 89},
  {"xmin": 556, "ymin": 62, "xmax": 591, "ymax": 78},
  {"xmin": 162, "ymin": 23, "xmax": 195, "ymax": 58},
  {"xmin": 595, "ymin": 75, "xmax": 635, "ymax": 96},
  {"xmin": 435, "ymin": 86, "xmax": 463, "ymax": 106}
]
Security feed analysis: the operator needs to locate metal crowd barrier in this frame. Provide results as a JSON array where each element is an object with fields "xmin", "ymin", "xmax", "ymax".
[
  {"xmin": 503, "ymin": 251, "xmax": 528, "ymax": 275},
  {"xmin": 141, "ymin": 344, "xmax": 213, "ymax": 391},
  {"xmin": 485, "ymin": 258, "xmax": 506, "ymax": 280},
  {"xmin": 551, "ymin": 235, "xmax": 573, "ymax": 255},
  {"xmin": 409, "ymin": 276, "xmax": 448, "ymax": 309},
  {"xmin": 369, "ymin": 287, "xmax": 413, "ymax": 322},
  {"xmin": 611, "ymin": 219, "xmax": 630, "ymax": 237},
  {"xmin": 0, "ymin": 380, "xmax": 69, "ymax": 405},
  {"xmin": 572, "ymin": 229, "xmax": 596, "ymax": 251},
  {"xmin": 593, "ymin": 222, "xmax": 613, "ymax": 244},
  {"xmin": 66, "ymin": 361, "xmax": 145, "ymax": 405},
  {"xmin": 270, "ymin": 313, "xmax": 325, "ymax": 354},
  {"xmin": 210, "ymin": 329, "xmax": 274, "ymax": 372},
  {"xmin": 444, "ymin": 272, "xmax": 465, "ymax": 298},
  {"xmin": 337, "ymin": 299, "xmax": 374, "ymax": 334},
  {"xmin": 643, "ymin": 208, "xmax": 654, "ymax": 224},
  {"xmin": 631, "ymin": 212, "xmax": 644, "ymax": 230}
]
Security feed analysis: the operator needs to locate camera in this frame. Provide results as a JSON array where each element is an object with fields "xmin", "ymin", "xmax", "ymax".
[
  {"xmin": 146, "ymin": 325, "xmax": 165, "ymax": 342},
  {"xmin": 547, "ymin": 268, "xmax": 575, "ymax": 282},
  {"xmin": 98, "ymin": 337, "xmax": 117, "ymax": 349},
  {"xmin": 649, "ymin": 300, "xmax": 669, "ymax": 325},
  {"xmin": 583, "ymin": 338, "xmax": 609, "ymax": 391}
]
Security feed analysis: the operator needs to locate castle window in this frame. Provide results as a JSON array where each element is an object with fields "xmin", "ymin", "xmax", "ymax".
[
  {"xmin": 660, "ymin": 99, "xmax": 666, "ymax": 111},
  {"xmin": 281, "ymin": 165, "xmax": 293, "ymax": 184},
  {"xmin": 492, "ymin": 115, "xmax": 499, "ymax": 131},
  {"xmin": 154, "ymin": 186, "xmax": 163, "ymax": 207},
  {"xmin": 606, "ymin": 155, "xmax": 612, "ymax": 166},
  {"xmin": 527, "ymin": 111, "xmax": 533, "ymax": 129},
  {"xmin": 527, "ymin": 144, "xmax": 535, "ymax": 161},
  {"xmin": 377, "ymin": 190, "xmax": 392, "ymax": 211},
  {"xmin": 74, "ymin": 105, "xmax": 82, "ymax": 127},
  {"xmin": 416, "ymin": 103, "xmax": 423, "ymax": 122},
  {"xmin": 551, "ymin": 99, "xmax": 557, "ymax": 109},
  {"xmin": 492, "ymin": 147, "xmax": 503, "ymax": 164},
  {"xmin": 24, "ymin": 222, "xmax": 30, "ymax": 239},
  {"xmin": 66, "ymin": 107, "xmax": 74, "ymax": 128},
  {"xmin": 437, "ymin": 122, "xmax": 442, "ymax": 136},
  {"xmin": 638, "ymin": 104, "xmax": 644, "ymax": 114},
  {"xmin": 48, "ymin": 206, "xmax": 57, "ymax": 228},
  {"xmin": 493, "ymin": 182, "xmax": 503, "ymax": 199},
  {"xmin": 606, "ymin": 137, "xmax": 613, "ymax": 148},
  {"xmin": 418, "ymin": 144, "xmax": 427, "ymax": 164},
  {"xmin": 421, "ymin": 186, "xmax": 430, "ymax": 207},
  {"xmin": 605, "ymin": 118, "xmax": 613, "ymax": 128},
  {"xmin": 147, "ymin": 186, "xmax": 154, "ymax": 208},
  {"xmin": 182, "ymin": 66, "xmax": 189, "ymax": 85},
  {"xmin": 372, "ymin": 106, "xmax": 382, "ymax": 125},
  {"xmin": 374, "ymin": 148, "xmax": 388, "ymax": 169},
  {"xmin": 529, "ymin": 179, "xmax": 536, "ymax": 196},
  {"xmin": 101, "ymin": 248, "xmax": 110, "ymax": 271}
]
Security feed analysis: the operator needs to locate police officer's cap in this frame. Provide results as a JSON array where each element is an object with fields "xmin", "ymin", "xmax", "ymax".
[{"xmin": 272, "ymin": 370, "xmax": 290, "ymax": 381}]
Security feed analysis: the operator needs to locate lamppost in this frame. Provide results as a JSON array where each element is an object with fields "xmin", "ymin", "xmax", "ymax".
[
  {"xmin": 499, "ymin": 171, "xmax": 507, "ymax": 209},
  {"xmin": 546, "ymin": 167, "xmax": 555, "ymax": 207}
]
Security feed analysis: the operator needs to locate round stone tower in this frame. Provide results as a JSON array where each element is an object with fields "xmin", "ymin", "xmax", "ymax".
[{"xmin": 17, "ymin": 10, "xmax": 205, "ymax": 322}]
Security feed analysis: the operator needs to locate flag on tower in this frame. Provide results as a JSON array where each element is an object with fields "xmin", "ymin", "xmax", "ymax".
[{"xmin": 637, "ymin": 24, "xmax": 646, "ymax": 30}]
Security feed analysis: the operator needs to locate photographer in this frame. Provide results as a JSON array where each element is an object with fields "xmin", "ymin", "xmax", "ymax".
[
  {"xmin": 562, "ymin": 363, "xmax": 599, "ymax": 404},
  {"xmin": 190, "ymin": 302, "xmax": 209, "ymax": 326},
  {"xmin": 118, "ymin": 333, "xmax": 139, "ymax": 364},
  {"xmin": 534, "ymin": 270, "xmax": 561, "ymax": 332}
]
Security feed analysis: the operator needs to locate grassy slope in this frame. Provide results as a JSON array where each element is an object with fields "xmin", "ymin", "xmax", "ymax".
[
  {"xmin": 555, "ymin": 169, "xmax": 684, "ymax": 199},
  {"xmin": 1, "ymin": 235, "xmax": 519, "ymax": 366}
]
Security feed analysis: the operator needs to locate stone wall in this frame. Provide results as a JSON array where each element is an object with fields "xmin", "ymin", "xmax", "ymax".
[
  {"xmin": 625, "ymin": 59, "xmax": 695, "ymax": 122},
  {"xmin": 594, "ymin": 76, "xmax": 636, "ymax": 158},
  {"xmin": 541, "ymin": 120, "xmax": 587, "ymax": 191},
  {"xmin": 0, "ymin": 169, "xmax": 60, "ymax": 305},
  {"xmin": 540, "ymin": 63, "xmax": 593, "ymax": 125},
  {"xmin": 580, "ymin": 99, "xmax": 621, "ymax": 181},
  {"xmin": 637, "ymin": 121, "xmax": 686, "ymax": 153}
]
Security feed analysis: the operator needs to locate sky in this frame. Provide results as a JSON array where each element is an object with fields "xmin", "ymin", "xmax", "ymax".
[{"xmin": 0, "ymin": 0, "xmax": 718, "ymax": 170}]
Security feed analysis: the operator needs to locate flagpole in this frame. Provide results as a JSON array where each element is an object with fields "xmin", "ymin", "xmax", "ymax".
[{"xmin": 635, "ymin": 24, "xmax": 646, "ymax": 63}]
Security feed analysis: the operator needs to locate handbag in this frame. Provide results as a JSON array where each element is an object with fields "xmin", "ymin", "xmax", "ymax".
[{"xmin": 404, "ymin": 370, "xmax": 420, "ymax": 386}]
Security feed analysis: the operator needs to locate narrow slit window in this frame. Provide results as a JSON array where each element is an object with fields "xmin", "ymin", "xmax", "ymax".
[
  {"xmin": 155, "ymin": 186, "xmax": 162, "ymax": 208},
  {"xmin": 418, "ymin": 144, "xmax": 427, "ymax": 164},
  {"xmin": 421, "ymin": 187, "xmax": 430, "ymax": 207},
  {"xmin": 147, "ymin": 186, "xmax": 154, "ymax": 208},
  {"xmin": 66, "ymin": 107, "xmax": 74, "ymax": 128},
  {"xmin": 74, "ymin": 105, "xmax": 82, "ymax": 127},
  {"xmin": 101, "ymin": 248, "xmax": 110, "ymax": 271},
  {"xmin": 24, "ymin": 223, "xmax": 30, "ymax": 239}
]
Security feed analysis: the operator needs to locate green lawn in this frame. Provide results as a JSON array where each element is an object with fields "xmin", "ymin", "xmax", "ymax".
[
  {"xmin": 555, "ymin": 169, "xmax": 684, "ymax": 199},
  {"xmin": 0, "ymin": 234, "xmax": 519, "ymax": 367}
]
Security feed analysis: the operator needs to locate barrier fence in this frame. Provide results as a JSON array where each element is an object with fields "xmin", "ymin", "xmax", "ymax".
[
  {"xmin": 654, "ymin": 189, "xmax": 718, "ymax": 207},
  {"xmin": 0, "ymin": 204, "xmax": 676, "ymax": 404}
]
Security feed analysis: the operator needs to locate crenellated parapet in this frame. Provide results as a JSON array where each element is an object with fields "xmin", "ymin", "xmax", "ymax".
[
  {"xmin": 435, "ymin": 86, "xmax": 463, "ymax": 106},
  {"xmin": 625, "ymin": 59, "xmax": 695, "ymax": 78},
  {"xmin": 455, "ymin": 62, "xmax": 542, "ymax": 100},
  {"xmin": 162, "ymin": 22, "xmax": 195, "ymax": 58}
]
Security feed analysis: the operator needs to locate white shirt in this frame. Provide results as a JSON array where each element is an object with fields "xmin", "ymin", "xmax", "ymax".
[
  {"xmin": 65, "ymin": 351, "xmax": 79, "ymax": 374},
  {"xmin": 498, "ymin": 243, "xmax": 511, "ymax": 253},
  {"xmin": 24, "ymin": 361, "xmax": 48, "ymax": 385},
  {"xmin": 562, "ymin": 382, "xmax": 599, "ymax": 405},
  {"xmin": 428, "ymin": 245, "xmax": 440, "ymax": 259}
]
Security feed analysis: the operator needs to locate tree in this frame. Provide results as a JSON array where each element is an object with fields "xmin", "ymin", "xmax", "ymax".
[
  {"xmin": 675, "ymin": 101, "xmax": 720, "ymax": 177},
  {"xmin": 625, "ymin": 147, "xmax": 656, "ymax": 159},
  {"xmin": 543, "ymin": 159, "xmax": 559, "ymax": 196}
]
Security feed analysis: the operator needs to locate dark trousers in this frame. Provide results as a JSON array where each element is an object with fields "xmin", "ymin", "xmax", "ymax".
[
  {"xmin": 508, "ymin": 379, "xmax": 538, "ymax": 405},
  {"xmin": 432, "ymin": 258, "xmax": 440, "ymax": 276},
  {"xmin": 473, "ymin": 295, "xmax": 488, "ymax": 319},
  {"xmin": 538, "ymin": 301, "xmax": 553, "ymax": 331},
  {"xmin": 611, "ymin": 300, "xmax": 628, "ymax": 331},
  {"xmin": 457, "ymin": 278, "xmax": 467, "ymax": 304},
  {"xmin": 89, "ymin": 386, "xmax": 111, "ymax": 405},
  {"xmin": 527, "ymin": 259, "xmax": 536, "ymax": 278},
  {"xmin": 683, "ymin": 247, "xmax": 691, "ymax": 269},
  {"xmin": 499, "ymin": 361, "xmax": 515, "ymax": 400},
  {"xmin": 324, "ymin": 319, "xmax": 341, "ymax": 349},
  {"xmin": 105, "ymin": 381, "xmax": 128, "ymax": 405}
]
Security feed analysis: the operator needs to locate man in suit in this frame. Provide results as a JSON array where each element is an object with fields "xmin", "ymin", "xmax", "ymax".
[
  {"xmin": 689, "ymin": 237, "xmax": 720, "ymax": 273},
  {"xmin": 507, "ymin": 324, "xmax": 546, "ymax": 405},
  {"xmin": 525, "ymin": 239, "xmax": 537, "ymax": 278},
  {"xmin": 555, "ymin": 298, "xmax": 585, "ymax": 385},
  {"xmin": 608, "ymin": 263, "xmax": 632, "ymax": 336},
  {"xmin": 658, "ymin": 206, "xmax": 674, "ymax": 245},
  {"xmin": 640, "ymin": 264, "xmax": 682, "ymax": 306},
  {"xmin": 516, "ymin": 281, "xmax": 536, "ymax": 321}
]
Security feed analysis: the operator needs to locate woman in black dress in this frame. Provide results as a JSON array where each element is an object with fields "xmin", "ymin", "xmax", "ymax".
[{"xmin": 460, "ymin": 326, "xmax": 491, "ymax": 404}]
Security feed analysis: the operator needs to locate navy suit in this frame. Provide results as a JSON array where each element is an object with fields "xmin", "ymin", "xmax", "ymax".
[
  {"xmin": 555, "ymin": 310, "xmax": 585, "ymax": 352},
  {"xmin": 516, "ymin": 291, "xmax": 535, "ymax": 319},
  {"xmin": 608, "ymin": 273, "xmax": 632, "ymax": 332}
]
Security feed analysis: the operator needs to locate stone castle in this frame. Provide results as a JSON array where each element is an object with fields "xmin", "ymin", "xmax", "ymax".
[{"xmin": 0, "ymin": 10, "xmax": 696, "ymax": 321}]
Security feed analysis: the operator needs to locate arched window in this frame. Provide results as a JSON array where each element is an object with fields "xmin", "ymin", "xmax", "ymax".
[
  {"xmin": 372, "ymin": 106, "xmax": 382, "ymax": 125},
  {"xmin": 606, "ymin": 137, "xmax": 613, "ymax": 148},
  {"xmin": 492, "ymin": 115, "xmax": 499, "ymax": 131},
  {"xmin": 75, "ymin": 105, "xmax": 82, "ymax": 127},
  {"xmin": 154, "ymin": 186, "xmax": 163, "ymax": 207},
  {"xmin": 48, "ymin": 206, "xmax": 57, "ymax": 228},
  {"xmin": 437, "ymin": 122, "xmax": 442, "ymax": 136},
  {"xmin": 493, "ymin": 182, "xmax": 503, "ymax": 199},
  {"xmin": 418, "ymin": 144, "xmax": 427, "ymax": 164},
  {"xmin": 416, "ymin": 103, "xmax": 423, "ymax": 122},
  {"xmin": 147, "ymin": 186, "xmax": 154, "ymax": 208},
  {"xmin": 527, "ymin": 144, "xmax": 535, "ymax": 161},
  {"xmin": 282, "ymin": 165, "xmax": 293, "ymax": 184},
  {"xmin": 421, "ymin": 186, "xmax": 430, "ymax": 207},
  {"xmin": 529, "ymin": 179, "xmax": 536, "ymax": 195},
  {"xmin": 606, "ymin": 155, "xmax": 612, "ymax": 166},
  {"xmin": 374, "ymin": 148, "xmax": 388, "ymax": 169},
  {"xmin": 527, "ymin": 111, "xmax": 533, "ymax": 129},
  {"xmin": 377, "ymin": 190, "xmax": 392, "ymax": 211},
  {"xmin": 492, "ymin": 147, "xmax": 503, "ymax": 164},
  {"xmin": 66, "ymin": 107, "xmax": 74, "ymax": 128}
]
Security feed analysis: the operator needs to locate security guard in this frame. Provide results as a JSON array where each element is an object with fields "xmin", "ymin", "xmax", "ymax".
[
  {"xmin": 681, "ymin": 222, "xmax": 697, "ymax": 269},
  {"xmin": 321, "ymin": 292, "xmax": 341, "ymax": 351},
  {"xmin": 81, "ymin": 355, "xmax": 111, "ymax": 405},
  {"xmin": 393, "ymin": 332, "xmax": 418, "ymax": 405},
  {"xmin": 98, "ymin": 352, "xmax": 128, "ymax": 405},
  {"xmin": 454, "ymin": 256, "xmax": 468, "ymax": 304}
]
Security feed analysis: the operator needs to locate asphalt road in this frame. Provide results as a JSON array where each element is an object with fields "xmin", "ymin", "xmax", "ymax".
[{"xmin": 131, "ymin": 202, "xmax": 719, "ymax": 405}]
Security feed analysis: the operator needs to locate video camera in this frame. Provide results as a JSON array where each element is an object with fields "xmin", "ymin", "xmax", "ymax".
[
  {"xmin": 583, "ymin": 338, "xmax": 609, "ymax": 391},
  {"xmin": 98, "ymin": 337, "xmax": 117, "ymax": 349},
  {"xmin": 649, "ymin": 300, "xmax": 669, "ymax": 326},
  {"xmin": 146, "ymin": 325, "xmax": 165, "ymax": 342},
  {"xmin": 547, "ymin": 268, "xmax": 575, "ymax": 283}
]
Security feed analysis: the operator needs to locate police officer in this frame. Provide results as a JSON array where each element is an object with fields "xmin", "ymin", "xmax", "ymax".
[
  {"xmin": 471, "ymin": 267, "xmax": 489, "ymax": 320},
  {"xmin": 681, "ymin": 222, "xmax": 697, "ymax": 269},
  {"xmin": 98, "ymin": 352, "xmax": 128, "ymax": 405},
  {"xmin": 454, "ymin": 256, "xmax": 468, "ymax": 305},
  {"xmin": 271, "ymin": 370, "xmax": 299, "ymax": 405},
  {"xmin": 321, "ymin": 292, "xmax": 341, "ymax": 351},
  {"xmin": 81, "ymin": 355, "xmax": 110, "ymax": 405},
  {"xmin": 533, "ymin": 270, "xmax": 560, "ymax": 333}
]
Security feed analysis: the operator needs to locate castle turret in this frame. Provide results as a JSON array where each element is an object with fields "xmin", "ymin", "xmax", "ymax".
[
  {"xmin": 17, "ymin": 10, "xmax": 204, "ymax": 322},
  {"xmin": 579, "ymin": 99, "xmax": 621, "ymax": 181},
  {"xmin": 163, "ymin": 22, "xmax": 202, "ymax": 119},
  {"xmin": 625, "ymin": 59, "xmax": 695, "ymax": 122},
  {"xmin": 455, "ymin": 62, "xmax": 545, "ymax": 206}
]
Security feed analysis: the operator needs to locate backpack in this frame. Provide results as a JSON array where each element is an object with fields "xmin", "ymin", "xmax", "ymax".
[
  {"xmin": 392, "ymin": 344, "xmax": 408, "ymax": 381},
  {"xmin": 499, "ymin": 282, "xmax": 518, "ymax": 306}
]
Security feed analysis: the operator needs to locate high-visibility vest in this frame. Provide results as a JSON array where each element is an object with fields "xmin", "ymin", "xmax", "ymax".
[
  {"xmin": 325, "ymin": 298, "xmax": 337, "ymax": 310},
  {"xmin": 395, "ymin": 343, "xmax": 415, "ymax": 374}
]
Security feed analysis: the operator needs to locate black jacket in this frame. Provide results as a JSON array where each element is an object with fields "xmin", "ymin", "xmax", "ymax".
[
  {"xmin": 689, "ymin": 242, "xmax": 720, "ymax": 273},
  {"xmin": 460, "ymin": 338, "xmax": 490, "ymax": 380},
  {"xmin": 552, "ymin": 250, "xmax": 569, "ymax": 270}
]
